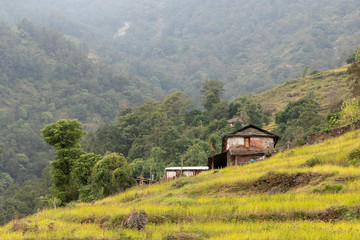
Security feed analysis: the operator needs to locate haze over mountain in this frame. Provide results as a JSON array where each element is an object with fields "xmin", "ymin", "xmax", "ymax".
[{"xmin": 1, "ymin": 0, "xmax": 360, "ymax": 97}]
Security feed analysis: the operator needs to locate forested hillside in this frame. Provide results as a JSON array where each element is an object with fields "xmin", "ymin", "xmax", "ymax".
[
  {"xmin": 0, "ymin": 0, "xmax": 360, "ymax": 98},
  {"xmin": 0, "ymin": 20, "xmax": 160, "ymax": 223}
]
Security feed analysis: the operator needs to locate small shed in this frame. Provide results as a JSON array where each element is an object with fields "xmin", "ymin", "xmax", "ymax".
[
  {"xmin": 208, "ymin": 124, "xmax": 279, "ymax": 169},
  {"xmin": 136, "ymin": 176, "xmax": 152, "ymax": 186},
  {"xmin": 165, "ymin": 166, "xmax": 209, "ymax": 180}
]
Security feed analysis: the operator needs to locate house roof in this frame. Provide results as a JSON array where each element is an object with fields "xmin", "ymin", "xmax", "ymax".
[
  {"xmin": 226, "ymin": 124, "xmax": 280, "ymax": 146},
  {"xmin": 227, "ymin": 117, "xmax": 244, "ymax": 123}
]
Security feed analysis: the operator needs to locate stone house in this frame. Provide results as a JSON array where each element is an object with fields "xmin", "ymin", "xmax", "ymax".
[{"xmin": 208, "ymin": 125, "xmax": 279, "ymax": 169}]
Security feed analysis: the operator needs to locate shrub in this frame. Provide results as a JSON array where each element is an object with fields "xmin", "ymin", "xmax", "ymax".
[
  {"xmin": 348, "ymin": 148, "xmax": 360, "ymax": 166},
  {"xmin": 312, "ymin": 184, "xmax": 343, "ymax": 193},
  {"xmin": 300, "ymin": 157, "xmax": 321, "ymax": 168}
]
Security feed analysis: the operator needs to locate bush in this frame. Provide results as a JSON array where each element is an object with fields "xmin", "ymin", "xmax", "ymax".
[
  {"xmin": 348, "ymin": 149, "xmax": 360, "ymax": 166},
  {"xmin": 300, "ymin": 157, "xmax": 321, "ymax": 168},
  {"xmin": 313, "ymin": 184, "xmax": 343, "ymax": 193}
]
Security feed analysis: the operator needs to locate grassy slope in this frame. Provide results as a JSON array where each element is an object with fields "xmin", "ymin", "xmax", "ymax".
[
  {"xmin": 2, "ymin": 130, "xmax": 360, "ymax": 239},
  {"xmin": 255, "ymin": 65, "xmax": 350, "ymax": 119}
]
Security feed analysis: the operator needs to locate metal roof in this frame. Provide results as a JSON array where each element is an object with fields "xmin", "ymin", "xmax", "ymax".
[{"xmin": 165, "ymin": 166, "xmax": 209, "ymax": 171}]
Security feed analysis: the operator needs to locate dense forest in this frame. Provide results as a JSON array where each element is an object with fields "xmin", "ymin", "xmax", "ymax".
[
  {"xmin": 0, "ymin": 20, "xmax": 152, "ymax": 224},
  {"xmin": 1, "ymin": 0, "xmax": 360, "ymax": 98}
]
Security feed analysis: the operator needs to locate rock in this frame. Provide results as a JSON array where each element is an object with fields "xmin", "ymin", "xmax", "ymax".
[
  {"xmin": 269, "ymin": 187, "xmax": 286, "ymax": 195},
  {"xmin": 122, "ymin": 210, "xmax": 148, "ymax": 230}
]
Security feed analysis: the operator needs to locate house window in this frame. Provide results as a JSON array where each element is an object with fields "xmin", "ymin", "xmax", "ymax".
[{"xmin": 245, "ymin": 137, "xmax": 250, "ymax": 148}]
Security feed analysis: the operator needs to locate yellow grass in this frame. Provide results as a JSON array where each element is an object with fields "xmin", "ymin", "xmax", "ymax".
[{"xmin": 2, "ymin": 130, "xmax": 360, "ymax": 239}]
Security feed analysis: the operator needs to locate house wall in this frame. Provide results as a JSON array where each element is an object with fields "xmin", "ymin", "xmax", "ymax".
[
  {"xmin": 251, "ymin": 137, "xmax": 274, "ymax": 150},
  {"xmin": 226, "ymin": 137, "xmax": 244, "ymax": 149},
  {"xmin": 166, "ymin": 170, "xmax": 206, "ymax": 179},
  {"xmin": 183, "ymin": 170, "xmax": 195, "ymax": 177},
  {"xmin": 226, "ymin": 136, "xmax": 274, "ymax": 151},
  {"xmin": 166, "ymin": 171, "xmax": 177, "ymax": 180}
]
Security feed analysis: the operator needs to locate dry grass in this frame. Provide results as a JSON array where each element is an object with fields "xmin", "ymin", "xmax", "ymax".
[{"xmin": 2, "ymin": 130, "xmax": 360, "ymax": 239}]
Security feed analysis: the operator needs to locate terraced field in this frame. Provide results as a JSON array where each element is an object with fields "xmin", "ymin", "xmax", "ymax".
[{"xmin": 2, "ymin": 129, "xmax": 360, "ymax": 239}]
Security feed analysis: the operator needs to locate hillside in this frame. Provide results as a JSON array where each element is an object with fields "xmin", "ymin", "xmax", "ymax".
[
  {"xmin": 1, "ymin": 0, "xmax": 360, "ymax": 98},
  {"xmin": 2, "ymin": 129, "xmax": 360, "ymax": 239},
  {"xmin": 0, "ymin": 20, "xmax": 160, "ymax": 224},
  {"xmin": 0, "ymin": 20, "xmax": 157, "ymax": 184},
  {"xmin": 255, "ymin": 65, "xmax": 350, "ymax": 119}
]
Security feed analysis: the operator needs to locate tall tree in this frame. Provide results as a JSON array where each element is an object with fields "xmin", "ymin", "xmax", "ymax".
[
  {"xmin": 200, "ymin": 80, "xmax": 224, "ymax": 112},
  {"xmin": 41, "ymin": 119, "xmax": 85, "ymax": 204}
]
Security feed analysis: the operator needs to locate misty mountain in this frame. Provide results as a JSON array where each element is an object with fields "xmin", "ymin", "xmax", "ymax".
[{"xmin": 1, "ymin": 0, "xmax": 360, "ymax": 98}]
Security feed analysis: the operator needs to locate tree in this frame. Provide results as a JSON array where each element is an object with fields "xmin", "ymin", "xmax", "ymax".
[
  {"xmin": 91, "ymin": 152, "xmax": 134, "ymax": 199},
  {"xmin": 200, "ymin": 80, "xmax": 224, "ymax": 113},
  {"xmin": 162, "ymin": 91, "xmax": 193, "ymax": 124},
  {"xmin": 41, "ymin": 119, "xmax": 85, "ymax": 204},
  {"xmin": 229, "ymin": 96, "xmax": 269, "ymax": 127},
  {"xmin": 72, "ymin": 153, "xmax": 102, "ymax": 201},
  {"xmin": 275, "ymin": 94, "xmax": 323, "ymax": 147},
  {"xmin": 41, "ymin": 119, "xmax": 85, "ymax": 149},
  {"xmin": 181, "ymin": 139, "xmax": 209, "ymax": 166},
  {"xmin": 339, "ymin": 98, "xmax": 360, "ymax": 125},
  {"xmin": 347, "ymin": 60, "xmax": 360, "ymax": 96}
]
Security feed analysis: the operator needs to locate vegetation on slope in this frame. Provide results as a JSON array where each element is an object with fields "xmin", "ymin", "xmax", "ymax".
[
  {"xmin": 0, "ymin": 20, "xmax": 159, "ymax": 224},
  {"xmin": 2, "ymin": 129, "xmax": 360, "ymax": 239},
  {"xmin": 1, "ymin": 0, "xmax": 360, "ymax": 98},
  {"xmin": 255, "ymin": 65, "xmax": 350, "ymax": 118}
]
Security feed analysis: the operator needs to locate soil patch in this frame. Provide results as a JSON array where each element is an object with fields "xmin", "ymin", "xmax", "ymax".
[{"xmin": 252, "ymin": 172, "xmax": 323, "ymax": 193}]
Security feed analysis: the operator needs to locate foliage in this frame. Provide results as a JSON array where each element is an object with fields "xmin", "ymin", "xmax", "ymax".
[
  {"xmin": 3, "ymin": 0, "xmax": 360, "ymax": 100},
  {"xmin": 348, "ymin": 148, "xmax": 360, "ymax": 166},
  {"xmin": 325, "ymin": 113, "xmax": 341, "ymax": 129},
  {"xmin": 200, "ymin": 80, "xmax": 225, "ymax": 115},
  {"xmin": 41, "ymin": 119, "xmax": 85, "ymax": 203},
  {"xmin": 313, "ymin": 184, "xmax": 343, "ymax": 193},
  {"xmin": 181, "ymin": 139, "xmax": 210, "ymax": 166},
  {"xmin": 339, "ymin": 98, "xmax": 360, "ymax": 125},
  {"xmin": 275, "ymin": 94, "xmax": 323, "ymax": 147},
  {"xmin": 90, "ymin": 152, "xmax": 135, "ymax": 199},
  {"xmin": 346, "ymin": 53, "xmax": 357, "ymax": 64},
  {"xmin": 229, "ymin": 96, "xmax": 270, "ymax": 127},
  {"xmin": 347, "ymin": 58, "xmax": 360, "ymax": 96},
  {"xmin": 2, "ymin": 130, "xmax": 360, "ymax": 238},
  {"xmin": 41, "ymin": 119, "xmax": 135, "ymax": 204},
  {"xmin": 254, "ymin": 65, "xmax": 349, "ymax": 118},
  {"xmin": 300, "ymin": 157, "xmax": 321, "ymax": 168},
  {"xmin": 41, "ymin": 119, "xmax": 85, "ymax": 149}
]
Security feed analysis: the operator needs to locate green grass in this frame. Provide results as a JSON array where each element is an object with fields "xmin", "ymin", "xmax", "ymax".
[
  {"xmin": 2, "ymin": 130, "xmax": 360, "ymax": 239},
  {"xmin": 255, "ymin": 65, "xmax": 350, "ymax": 118}
]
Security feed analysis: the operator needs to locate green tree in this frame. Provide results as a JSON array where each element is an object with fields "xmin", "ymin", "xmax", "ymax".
[
  {"xmin": 41, "ymin": 119, "xmax": 85, "ymax": 204},
  {"xmin": 181, "ymin": 139, "xmax": 209, "ymax": 166},
  {"xmin": 90, "ymin": 152, "xmax": 134, "ymax": 199},
  {"xmin": 229, "ymin": 96, "xmax": 269, "ymax": 127},
  {"xmin": 72, "ymin": 153, "xmax": 102, "ymax": 201},
  {"xmin": 347, "ymin": 60, "xmax": 360, "ymax": 96},
  {"xmin": 151, "ymin": 147, "xmax": 167, "ymax": 179},
  {"xmin": 339, "ymin": 98, "xmax": 360, "ymax": 125},
  {"xmin": 275, "ymin": 94, "xmax": 323, "ymax": 147},
  {"xmin": 41, "ymin": 119, "xmax": 85, "ymax": 149},
  {"xmin": 200, "ymin": 80, "xmax": 224, "ymax": 113},
  {"xmin": 162, "ymin": 91, "xmax": 193, "ymax": 124}
]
